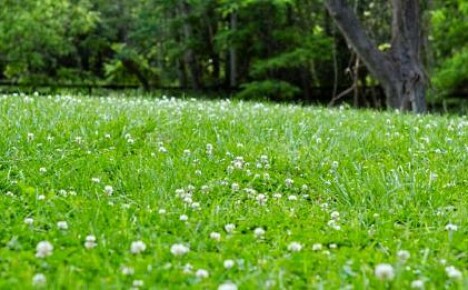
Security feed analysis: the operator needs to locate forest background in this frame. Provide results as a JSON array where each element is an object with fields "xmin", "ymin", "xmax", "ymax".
[{"xmin": 0, "ymin": 0, "xmax": 466, "ymax": 109}]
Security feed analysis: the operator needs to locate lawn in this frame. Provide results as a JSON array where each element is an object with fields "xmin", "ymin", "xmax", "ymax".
[{"xmin": 0, "ymin": 93, "xmax": 466, "ymax": 289}]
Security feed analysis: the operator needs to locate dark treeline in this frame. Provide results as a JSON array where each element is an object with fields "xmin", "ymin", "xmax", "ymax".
[{"xmin": 0, "ymin": 0, "xmax": 466, "ymax": 107}]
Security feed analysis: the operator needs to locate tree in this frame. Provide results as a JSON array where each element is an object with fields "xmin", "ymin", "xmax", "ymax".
[
  {"xmin": 430, "ymin": 0, "xmax": 468, "ymax": 99},
  {"xmin": 0, "ymin": 0, "xmax": 98, "ymax": 83},
  {"xmin": 325, "ymin": 0, "xmax": 427, "ymax": 113}
]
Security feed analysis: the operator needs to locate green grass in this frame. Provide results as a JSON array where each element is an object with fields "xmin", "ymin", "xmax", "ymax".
[{"xmin": 0, "ymin": 93, "xmax": 466, "ymax": 289}]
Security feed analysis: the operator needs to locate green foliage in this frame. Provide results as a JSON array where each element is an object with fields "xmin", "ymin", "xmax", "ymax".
[
  {"xmin": 0, "ymin": 0, "xmax": 98, "ymax": 81},
  {"xmin": 104, "ymin": 43, "xmax": 160, "ymax": 86},
  {"xmin": 0, "ymin": 0, "xmax": 466, "ymax": 103},
  {"xmin": 432, "ymin": 48, "xmax": 468, "ymax": 98},
  {"xmin": 430, "ymin": 0, "xmax": 468, "ymax": 98}
]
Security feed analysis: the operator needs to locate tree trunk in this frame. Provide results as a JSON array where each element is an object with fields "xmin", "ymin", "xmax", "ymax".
[
  {"xmin": 325, "ymin": 0, "xmax": 427, "ymax": 113},
  {"xmin": 229, "ymin": 11, "xmax": 238, "ymax": 88},
  {"xmin": 204, "ymin": 6, "xmax": 221, "ymax": 87},
  {"xmin": 180, "ymin": 1, "xmax": 201, "ymax": 90}
]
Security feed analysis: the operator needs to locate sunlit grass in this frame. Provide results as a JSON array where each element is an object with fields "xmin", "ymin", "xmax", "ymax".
[{"xmin": 0, "ymin": 93, "xmax": 466, "ymax": 289}]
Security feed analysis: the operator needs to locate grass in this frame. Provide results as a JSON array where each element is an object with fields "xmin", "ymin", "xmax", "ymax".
[{"xmin": 0, "ymin": 93, "xmax": 466, "ymax": 289}]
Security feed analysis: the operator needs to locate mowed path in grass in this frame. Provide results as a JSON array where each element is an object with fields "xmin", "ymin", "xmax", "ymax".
[{"xmin": 0, "ymin": 94, "xmax": 466, "ymax": 289}]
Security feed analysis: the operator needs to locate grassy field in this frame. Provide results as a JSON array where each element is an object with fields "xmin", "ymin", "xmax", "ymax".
[{"xmin": 0, "ymin": 93, "xmax": 466, "ymax": 289}]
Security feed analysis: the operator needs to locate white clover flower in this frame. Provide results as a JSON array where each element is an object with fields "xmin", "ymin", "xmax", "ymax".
[
  {"xmin": 158, "ymin": 209, "xmax": 166, "ymax": 215},
  {"xmin": 32, "ymin": 273, "xmax": 46, "ymax": 286},
  {"xmin": 57, "ymin": 221, "xmax": 68, "ymax": 230},
  {"xmin": 231, "ymin": 183, "xmax": 239, "ymax": 192},
  {"xmin": 170, "ymin": 243, "xmax": 190, "ymax": 256},
  {"xmin": 206, "ymin": 144, "xmax": 213, "ymax": 155},
  {"xmin": 288, "ymin": 195, "xmax": 298, "ymax": 201},
  {"xmin": 287, "ymin": 242, "xmax": 302, "ymax": 252},
  {"xmin": 191, "ymin": 202, "xmax": 201, "ymax": 210},
  {"xmin": 84, "ymin": 235, "xmax": 97, "ymax": 249},
  {"xmin": 330, "ymin": 211, "xmax": 340, "ymax": 220},
  {"xmin": 27, "ymin": 133, "xmax": 35, "ymax": 141},
  {"xmin": 285, "ymin": 178, "xmax": 294, "ymax": 187},
  {"xmin": 445, "ymin": 223, "xmax": 458, "ymax": 231},
  {"xmin": 245, "ymin": 188, "xmax": 256, "ymax": 198},
  {"xmin": 254, "ymin": 227, "xmax": 266, "ymax": 238},
  {"xmin": 195, "ymin": 269, "xmax": 209, "ymax": 279},
  {"xmin": 183, "ymin": 196, "xmax": 193, "ymax": 204},
  {"xmin": 180, "ymin": 214, "xmax": 189, "ymax": 221},
  {"xmin": 210, "ymin": 232, "xmax": 221, "ymax": 241},
  {"xmin": 223, "ymin": 259, "xmax": 235, "ymax": 269},
  {"xmin": 273, "ymin": 193, "xmax": 282, "ymax": 199},
  {"xmin": 24, "ymin": 218, "xmax": 34, "ymax": 225},
  {"xmin": 327, "ymin": 220, "xmax": 341, "ymax": 230},
  {"xmin": 36, "ymin": 241, "xmax": 53, "ymax": 258},
  {"xmin": 37, "ymin": 194, "xmax": 46, "ymax": 200},
  {"xmin": 183, "ymin": 149, "xmax": 191, "ymax": 156},
  {"xmin": 39, "ymin": 167, "xmax": 47, "ymax": 173},
  {"xmin": 410, "ymin": 280, "xmax": 424, "ymax": 289},
  {"xmin": 445, "ymin": 266, "xmax": 462, "ymax": 280},
  {"xmin": 331, "ymin": 161, "xmax": 339, "ymax": 169},
  {"xmin": 218, "ymin": 281, "xmax": 238, "ymax": 290},
  {"xmin": 132, "ymin": 280, "xmax": 144, "ymax": 287},
  {"xmin": 397, "ymin": 250, "xmax": 410, "ymax": 263},
  {"xmin": 256, "ymin": 194, "xmax": 267, "ymax": 205},
  {"xmin": 175, "ymin": 189, "xmax": 185, "ymax": 197},
  {"xmin": 130, "ymin": 240, "xmax": 147, "ymax": 254},
  {"xmin": 312, "ymin": 243, "xmax": 322, "ymax": 251},
  {"xmin": 104, "ymin": 185, "xmax": 113, "ymax": 196},
  {"xmin": 121, "ymin": 266, "xmax": 135, "ymax": 276},
  {"xmin": 329, "ymin": 243, "xmax": 338, "ymax": 249},
  {"xmin": 183, "ymin": 263, "xmax": 193, "ymax": 274},
  {"xmin": 374, "ymin": 263, "xmax": 395, "ymax": 281},
  {"xmin": 233, "ymin": 160, "xmax": 244, "ymax": 169},
  {"xmin": 224, "ymin": 223, "xmax": 236, "ymax": 233}
]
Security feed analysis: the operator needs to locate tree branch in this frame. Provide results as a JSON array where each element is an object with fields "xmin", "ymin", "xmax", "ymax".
[
  {"xmin": 325, "ymin": 0, "xmax": 395, "ymax": 85},
  {"xmin": 391, "ymin": 0, "xmax": 421, "ymax": 53}
]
